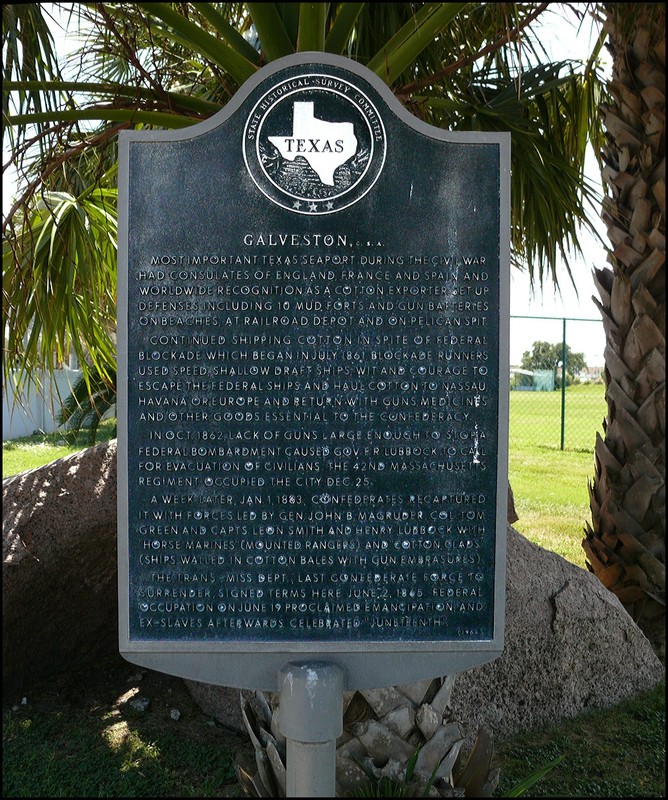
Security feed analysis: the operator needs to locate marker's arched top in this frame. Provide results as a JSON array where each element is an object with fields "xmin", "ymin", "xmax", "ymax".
[
  {"xmin": 121, "ymin": 50, "xmax": 508, "ymax": 145},
  {"xmin": 121, "ymin": 52, "xmax": 508, "ymax": 217}
]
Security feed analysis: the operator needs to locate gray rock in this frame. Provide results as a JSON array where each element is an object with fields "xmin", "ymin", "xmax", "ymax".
[
  {"xmin": 128, "ymin": 696, "xmax": 150, "ymax": 712},
  {"xmin": 2, "ymin": 441, "xmax": 118, "ymax": 696},
  {"xmin": 185, "ymin": 681, "xmax": 249, "ymax": 731},
  {"xmin": 450, "ymin": 527, "xmax": 664, "ymax": 745}
]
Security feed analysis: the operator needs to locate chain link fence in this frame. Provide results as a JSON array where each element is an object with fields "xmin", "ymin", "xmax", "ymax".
[{"xmin": 509, "ymin": 316, "xmax": 607, "ymax": 452}]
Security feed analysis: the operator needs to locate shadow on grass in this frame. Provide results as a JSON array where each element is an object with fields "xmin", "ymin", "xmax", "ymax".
[
  {"xmin": 494, "ymin": 680, "xmax": 666, "ymax": 798},
  {"xmin": 2, "ymin": 654, "xmax": 250, "ymax": 798}
]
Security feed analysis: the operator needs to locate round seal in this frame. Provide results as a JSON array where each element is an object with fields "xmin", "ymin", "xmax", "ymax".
[{"xmin": 243, "ymin": 72, "xmax": 386, "ymax": 215}]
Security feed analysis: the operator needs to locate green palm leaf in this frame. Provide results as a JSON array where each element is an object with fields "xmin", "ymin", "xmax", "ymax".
[
  {"xmin": 134, "ymin": 2, "xmax": 258, "ymax": 84},
  {"xmin": 56, "ymin": 367, "xmax": 117, "ymax": 444},
  {"xmin": 296, "ymin": 2, "xmax": 327, "ymax": 52},
  {"xmin": 366, "ymin": 3, "xmax": 468, "ymax": 84},
  {"xmin": 194, "ymin": 3, "xmax": 262, "ymax": 65},
  {"xmin": 246, "ymin": 3, "xmax": 294, "ymax": 60},
  {"xmin": 2, "ymin": 4, "xmax": 62, "ymax": 116},
  {"xmin": 324, "ymin": 3, "xmax": 366, "ymax": 54},
  {"xmin": 4, "ymin": 187, "xmax": 118, "ymax": 394},
  {"xmin": 4, "ymin": 80, "xmax": 223, "ymax": 115}
]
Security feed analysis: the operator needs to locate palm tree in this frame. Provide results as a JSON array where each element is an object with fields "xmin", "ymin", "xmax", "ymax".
[
  {"xmin": 3, "ymin": 2, "xmax": 604, "ymax": 396},
  {"xmin": 3, "ymin": 2, "xmax": 609, "ymax": 794},
  {"xmin": 582, "ymin": 2, "xmax": 665, "ymax": 656}
]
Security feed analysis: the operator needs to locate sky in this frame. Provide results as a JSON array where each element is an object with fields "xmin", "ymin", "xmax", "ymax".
[
  {"xmin": 4, "ymin": 4, "xmax": 612, "ymax": 368},
  {"xmin": 508, "ymin": 6, "xmax": 612, "ymax": 367}
]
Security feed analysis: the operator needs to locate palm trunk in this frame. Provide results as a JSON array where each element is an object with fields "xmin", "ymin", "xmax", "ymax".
[{"xmin": 583, "ymin": 3, "xmax": 665, "ymax": 656}]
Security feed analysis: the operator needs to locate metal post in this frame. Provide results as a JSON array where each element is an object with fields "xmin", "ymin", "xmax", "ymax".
[
  {"xmin": 560, "ymin": 318, "xmax": 567, "ymax": 450},
  {"xmin": 278, "ymin": 662, "xmax": 344, "ymax": 798}
]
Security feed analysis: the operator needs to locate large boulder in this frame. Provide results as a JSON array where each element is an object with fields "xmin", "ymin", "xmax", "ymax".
[
  {"xmin": 2, "ymin": 440, "xmax": 118, "ymax": 695},
  {"xmin": 449, "ymin": 527, "xmax": 664, "ymax": 744},
  {"xmin": 3, "ymin": 439, "xmax": 663, "ymax": 746}
]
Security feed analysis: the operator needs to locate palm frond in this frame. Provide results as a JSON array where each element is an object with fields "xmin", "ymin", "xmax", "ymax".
[
  {"xmin": 56, "ymin": 368, "xmax": 117, "ymax": 444},
  {"xmin": 2, "ymin": 3, "xmax": 62, "ymax": 117},
  {"xmin": 417, "ymin": 58, "xmax": 608, "ymax": 284},
  {"xmin": 134, "ymin": 2, "xmax": 258, "ymax": 84},
  {"xmin": 246, "ymin": 3, "xmax": 294, "ymax": 60},
  {"xmin": 194, "ymin": 3, "xmax": 262, "ymax": 65},
  {"xmin": 366, "ymin": 3, "xmax": 468, "ymax": 85},
  {"xmin": 324, "ymin": 3, "xmax": 366, "ymax": 55},
  {"xmin": 3, "ymin": 186, "xmax": 118, "ymax": 393},
  {"xmin": 297, "ymin": 2, "xmax": 327, "ymax": 52}
]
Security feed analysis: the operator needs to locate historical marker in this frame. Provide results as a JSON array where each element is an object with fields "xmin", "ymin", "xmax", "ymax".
[{"xmin": 118, "ymin": 53, "xmax": 510, "ymax": 691}]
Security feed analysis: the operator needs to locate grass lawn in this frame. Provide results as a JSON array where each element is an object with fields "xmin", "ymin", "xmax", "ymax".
[
  {"xmin": 509, "ymin": 445, "xmax": 595, "ymax": 567},
  {"xmin": 509, "ymin": 383, "xmax": 605, "ymax": 568},
  {"xmin": 495, "ymin": 679, "xmax": 665, "ymax": 797},
  {"xmin": 2, "ymin": 419, "xmax": 117, "ymax": 479}
]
